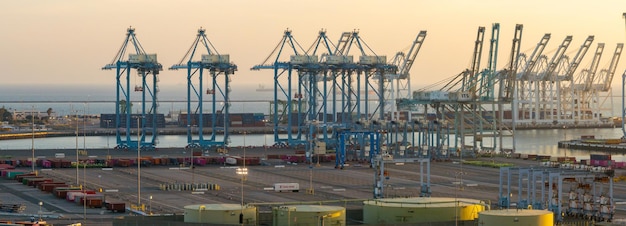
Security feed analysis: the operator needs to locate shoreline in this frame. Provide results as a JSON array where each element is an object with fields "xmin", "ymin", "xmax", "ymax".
[{"xmin": 1, "ymin": 122, "xmax": 622, "ymax": 141}]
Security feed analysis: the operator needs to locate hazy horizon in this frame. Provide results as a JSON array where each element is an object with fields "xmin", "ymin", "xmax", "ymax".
[{"xmin": 2, "ymin": 0, "xmax": 625, "ymax": 89}]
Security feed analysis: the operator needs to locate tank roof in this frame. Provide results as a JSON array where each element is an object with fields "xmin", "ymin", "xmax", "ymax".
[
  {"xmin": 363, "ymin": 197, "xmax": 483, "ymax": 208},
  {"xmin": 279, "ymin": 205, "xmax": 344, "ymax": 212},
  {"xmin": 480, "ymin": 209, "xmax": 552, "ymax": 216},
  {"xmin": 184, "ymin": 204, "xmax": 249, "ymax": 211}
]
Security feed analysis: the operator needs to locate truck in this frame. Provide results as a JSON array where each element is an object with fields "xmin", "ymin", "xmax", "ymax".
[{"xmin": 273, "ymin": 183, "xmax": 300, "ymax": 192}]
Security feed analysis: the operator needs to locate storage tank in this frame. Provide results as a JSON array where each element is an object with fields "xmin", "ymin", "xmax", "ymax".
[
  {"xmin": 363, "ymin": 197, "xmax": 485, "ymax": 224},
  {"xmin": 273, "ymin": 205, "xmax": 345, "ymax": 226},
  {"xmin": 478, "ymin": 209, "xmax": 553, "ymax": 226},
  {"xmin": 184, "ymin": 204, "xmax": 256, "ymax": 225}
]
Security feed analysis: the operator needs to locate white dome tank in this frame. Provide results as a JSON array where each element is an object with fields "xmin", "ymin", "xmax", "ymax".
[
  {"xmin": 184, "ymin": 204, "xmax": 256, "ymax": 225},
  {"xmin": 273, "ymin": 205, "xmax": 346, "ymax": 226},
  {"xmin": 478, "ymin": 209, "xmax": 553, "ymax": 226},
  {"xmin": 363, "ymin": 197, "xmax": 485, "ymax": 224}
]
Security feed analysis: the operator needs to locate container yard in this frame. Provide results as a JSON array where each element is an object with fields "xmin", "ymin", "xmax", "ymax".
[{"xmin": 0, "ymin": 147, "xmax": 623, "ymax": 225}]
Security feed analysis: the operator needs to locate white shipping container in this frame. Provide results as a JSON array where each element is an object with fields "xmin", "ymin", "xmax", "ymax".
[
  {"xmin": 290, "ymin": 55, "xmax": 318, "ymax": 64},
  {"xmin": 325, "ymin": 55, "xmax": 353, "ymax": 64},
  {"xmin": 359, "ymin": 56, "xmax": 386, "ymax": 65},
  {"xmin": 129, "ymin": 54, "xmax": 157, "ymax": 63},
  {"xmin": 274, "ymin": 183, "xmax": 300, "ymax": 192},
  {"xmin": 145, "ymin": 54, "xmax": 157, "ymax": 63},
  {"xmin": 201, "ymin": 54, "xmax": 230, "ymax": 64},
  {"xmin": 456, "ymin": 91, "xmax": 472, "ymax": 102},
  {"xmin": 225, "ymin": 157, "xmax": 237, "ymax": 165},
  {"xmin": 129, "ymin": 54, "xmax": 145, "ymax": 63},
  {"xmin": 428, "ymin": 91, "xmax": 449, "ymax": 101}
]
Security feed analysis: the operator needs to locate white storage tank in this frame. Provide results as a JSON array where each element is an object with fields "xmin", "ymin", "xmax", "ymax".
[
  {"xmin": 273, "ymin": 205, "xmax": 345, "ymax": 226},
  {"xmin": 363, "ymin": 197, "xmax": 485, "ymax": 224},
  {"xmin": 183, "ymin": 204, "xmax": 256, "ymax": 225},
  {"xmin": 478, "ymin": 209, "xmax": 553, "ymax": 226}
]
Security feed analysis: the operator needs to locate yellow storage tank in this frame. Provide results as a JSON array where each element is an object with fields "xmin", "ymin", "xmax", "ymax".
[
  {"xmin": 273, "ymin": 205, "xmax": 345, "ymax": 226},
  {"xmin": 183, "ymin": 204, "xmax": 256, "ymax": 225},
  {"xmin": 478, "ymin": 209, "xmax": 553, "ymax": 226},
  {"xmin": 363, "ymin": 197, "xmax": 485, "ymax": 224}
]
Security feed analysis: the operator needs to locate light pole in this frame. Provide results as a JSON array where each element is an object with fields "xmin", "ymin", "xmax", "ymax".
[
  {"xmin": 135, "ymin": 116, "xmax": 142, "ymax": 209},
  {"xmin": 237, "ymin": 132, "xmax": 248, "ymax": 226},
  {"xmin": 38, "ymin": 201, "xmax": 42, "ymax": 222},
  {"xmin": 308, "ymin": 164, "xmax": 314, "ymax": 195},
  {"xmin": 83, "ymin": 161, "xmax": 86, "ymax": 220},
  {"xmin": 31, "ymin": 105, "xmax": 35, "ymax": 173},
  {"xmin": 563, "ymin": 125, "xmax": 568, "ymax": 157},
  {"xmin": 105, "ymin": 120, "xmax": 111, "ymax": 159},
  {"xmin": 83, "ymin": 103, "xmax": 86, "ymax": 158},
  {"xmin": 149, "ymin": 195, "xmax": 152, "ymax": 215},
  {"xmin": 190, "ymin": 125, "xmax": 196, "ymax": 188},
  {"xmin": 74, "ymin": 108, "xmax": 80, "ymax": 186},
  {"xmin": 236, "ymin": 166, "xmax": 248, "ymax": 225}
]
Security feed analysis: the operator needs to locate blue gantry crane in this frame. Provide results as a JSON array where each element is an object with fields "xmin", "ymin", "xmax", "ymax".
[
  {"xmin": 102, "ymin": 27, "xmax": 163, "ymax": 150},
  {"xmin": 251, "ymin": 29, "xmax": 320, "ymax": 147},
  {"xmin": 170, "ymin": 28, "xmax": 237, "ymax": 150}
]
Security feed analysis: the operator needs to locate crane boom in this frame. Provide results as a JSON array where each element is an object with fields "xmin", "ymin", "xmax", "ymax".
[
  {"xmin": 517, "ymin": 34, "xmax": 551, "ymax": 80},
  {"xmin": 577, "ymin": 43, "xmax": 605, "ymax": 90},
  {"xmin": 598, "ymin": 43, "xmax": 624, "ymax": 91},
  {"xmin": 502, "ymin": 24, "xmax": 523, "ymax": 101},
  {"xmin": 562, "ymin": 36, "xmax": 594, "ymax": 81},
  {"xmin": 537, "ymin": 35, "xmax": 572, "ymax": 80},
  {"xmin": 398, "ymin": 31, "xmax": 427, "ymax": 78}
]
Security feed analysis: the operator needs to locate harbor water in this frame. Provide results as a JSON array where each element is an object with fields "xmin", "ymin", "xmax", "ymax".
[{"xmin": 1, "ymin": 127, "xmax": 625, "ymax": 162}]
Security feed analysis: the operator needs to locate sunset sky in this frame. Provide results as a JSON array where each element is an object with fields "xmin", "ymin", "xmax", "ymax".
[{"xmin": 2, "ymin": 0, "xmax": 626, "ymax": 92}]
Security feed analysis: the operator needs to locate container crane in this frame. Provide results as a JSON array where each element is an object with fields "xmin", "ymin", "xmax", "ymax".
[
  {"xmin": 169, "ymin": 28, "xmax": 237, "ymax": 150},
  {"xmin": 568, "ymin": 43, "xmax": 605, "ymax": 121},
  {"xmin": 550, "ymin": 36, "xmax": 593, "ymax": 124},
  {"xmin": 513, "ymin": 34, "xmax": 550, "ymax": 123},
  {"xmin": 388, "ymin": 31, "xmax": 427, "ymax": 120},
  {"xmin": 101, "ymin": 27, "xmax": 163, "ymax": 150},
  {"xmin": 588, "ymin": 43, "xmax": 623, "ymax": 121},
  {"xmin": 251, "ymin": 29, "xmax": 314, "ymax": 147},
  {"xmin": 338, "ymin": 30, "xmax": 396, "ymax": 121},
  {"xmin": 498, "ymin": 24, "xmax": 523, "ymax": 153}
]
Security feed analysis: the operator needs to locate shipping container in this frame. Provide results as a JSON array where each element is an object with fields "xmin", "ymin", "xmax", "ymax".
[
  {"xmin": 3, "ymin": 171, "xmax": 26, "ymax": 179},
  {"xmin": 53, "ymin": 187, "xmax": 81, "ymax": 199},
  {"xmin": 591, "ymin": 154, "xmax": 611, "ymax": 161},
  {"xmin": 39, "ymin": 183, "xmax": 67, "ymax": 192},
  {"xmin": 274, "ymin": 183, "xmax": 300, "ymax": 192},
  {"xmin": 106, "ymin": 202, "xmax": 126, "ymax": 213}
]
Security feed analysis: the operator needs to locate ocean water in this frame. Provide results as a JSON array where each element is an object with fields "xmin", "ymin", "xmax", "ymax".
[
  {"xmin": 1, "ymin": 128, "xmax": 625, "ymax": 162},
  {"xmin": 0, "ymin": 84, "xmax": 274, "ymax": 116},
  {"xmin": 0, "ymin": 84, "xmax": 386, "ymax": 116}
]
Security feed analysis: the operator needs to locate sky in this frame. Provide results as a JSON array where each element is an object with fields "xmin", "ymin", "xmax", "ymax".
[{"xmin": 2, "ymin": 0, "xmax": 626, "ymax": 93}]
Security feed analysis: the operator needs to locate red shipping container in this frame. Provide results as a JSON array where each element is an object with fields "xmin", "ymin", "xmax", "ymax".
[{"xmin": 194, "ymin": 158, "xmax": 206, "ymax": 166}]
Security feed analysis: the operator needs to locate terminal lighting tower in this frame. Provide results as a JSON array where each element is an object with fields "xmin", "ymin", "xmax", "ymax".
[
  {"xmin": 170, "ymin": 28, "xmax": 237, "ymax": 150},
  {"xmin": 102, "ymin": 27, "xmax": 163, "ymax": 150}
]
